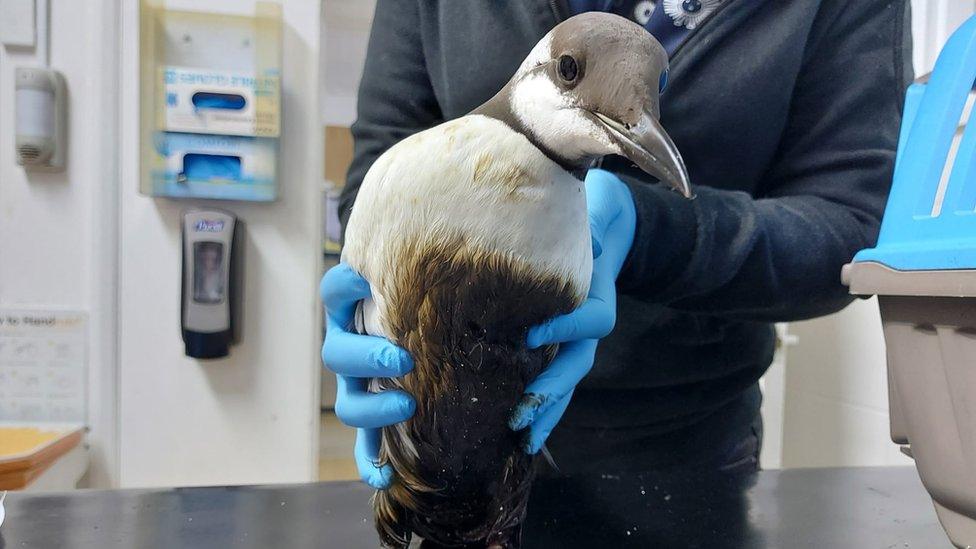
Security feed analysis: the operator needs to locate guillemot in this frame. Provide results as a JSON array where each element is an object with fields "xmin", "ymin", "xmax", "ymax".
[{"xmin": 341, "ymin": 12, "xmax": 691, "ymax": 548}]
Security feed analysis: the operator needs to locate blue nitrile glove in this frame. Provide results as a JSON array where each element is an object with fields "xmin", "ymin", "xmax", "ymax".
[
  {"xmin": 320, "ymin": 263, "xmax": 416, "ymax": 489},
  {"xmin": 509, "ymin": 169, "xmax": 637, "ymax": 454}
]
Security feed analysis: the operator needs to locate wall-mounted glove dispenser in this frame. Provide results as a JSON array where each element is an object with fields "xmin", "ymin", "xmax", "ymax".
[{"xmin": 140, "ymin": 2, "xmax": 281, "ymax": 201}]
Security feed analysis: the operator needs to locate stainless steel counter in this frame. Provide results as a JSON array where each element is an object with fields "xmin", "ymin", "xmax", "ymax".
[{"xmin": 0, "ymin": 466, "xmax": 949, "ymax": 548}]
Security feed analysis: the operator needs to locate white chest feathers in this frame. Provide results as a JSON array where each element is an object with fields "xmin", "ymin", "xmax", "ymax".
[{"xmin": 342, "ymin": 115, "xmax": 592, "ymax": 338}]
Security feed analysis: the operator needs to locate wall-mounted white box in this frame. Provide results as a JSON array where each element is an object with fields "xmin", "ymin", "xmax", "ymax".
[{"xmin": 0, "ymin": 0, "xmax": 36, "ymax": 48}]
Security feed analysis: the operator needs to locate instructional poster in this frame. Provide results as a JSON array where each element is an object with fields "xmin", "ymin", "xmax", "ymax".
[{"xmin": 0, "ymin": 310, "xmax": 87, "ymax": 423}]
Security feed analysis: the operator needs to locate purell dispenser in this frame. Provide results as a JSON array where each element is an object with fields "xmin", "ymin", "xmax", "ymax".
[{"xmin": 181, "ymin": 209, "xmax": 243, "ymax": 359}]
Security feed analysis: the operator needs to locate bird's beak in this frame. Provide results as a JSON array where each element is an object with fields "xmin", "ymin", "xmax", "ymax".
[{"xmin": 591, "ymin": 109, "xmax": 692, "ymax": 198}]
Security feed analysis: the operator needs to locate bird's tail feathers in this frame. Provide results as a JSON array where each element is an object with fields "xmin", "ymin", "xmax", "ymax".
[{"xmin": 373, "ymin": 486, "xmax": 414, "ymax": 548}]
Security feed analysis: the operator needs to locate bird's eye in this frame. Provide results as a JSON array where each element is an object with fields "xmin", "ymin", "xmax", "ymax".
[
  {"xmin": 557, "ymin": 55, "xmax": 579, "ymax": 84},
  {"xmin": 659, "ymin": 68, "xmax": 669, "ymax": 94}
]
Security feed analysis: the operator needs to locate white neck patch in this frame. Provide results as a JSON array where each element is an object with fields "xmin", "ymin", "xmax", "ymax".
[{"xmin": 508, "ymin": 72, "xmax": 618, "ymax": 165}]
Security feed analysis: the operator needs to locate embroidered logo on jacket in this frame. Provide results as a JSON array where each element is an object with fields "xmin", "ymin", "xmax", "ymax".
[{"xmin": 663, "ymin": 0, "xmax": 724, "ymax": 30}]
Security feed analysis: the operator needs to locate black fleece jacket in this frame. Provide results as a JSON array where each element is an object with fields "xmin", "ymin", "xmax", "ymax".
[{"xmin": 340, "ymin": 0, "xmax": 913, "ymax": 473}]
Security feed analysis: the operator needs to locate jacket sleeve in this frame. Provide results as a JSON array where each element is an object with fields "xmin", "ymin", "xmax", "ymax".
[
  {"xmin": 339, "ymin": 0, "xmax": 443, "ymax": 232},
  {"xmin": 616, "ymin": 0, "xmax": 913, "ymax": 322}
]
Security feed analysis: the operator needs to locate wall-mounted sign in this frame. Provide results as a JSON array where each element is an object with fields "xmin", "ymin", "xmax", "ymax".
[{"xmin": 0, "ymin": 310, "xmax": 86, "ymax": 423}]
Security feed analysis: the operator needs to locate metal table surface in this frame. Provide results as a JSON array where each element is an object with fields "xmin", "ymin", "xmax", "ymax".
[{"xmin": 0, "ymin": 466, "xmax": 949, "ymax": 548}]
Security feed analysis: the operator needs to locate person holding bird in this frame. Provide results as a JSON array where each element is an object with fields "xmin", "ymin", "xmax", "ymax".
[{"xmin": 322, "ymin": 1, "xmax": 911, "ymax": 547}]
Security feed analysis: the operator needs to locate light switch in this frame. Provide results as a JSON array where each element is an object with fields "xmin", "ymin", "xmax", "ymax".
[{"xmin": 0, "ymin": 0, "xmax": 36, "ymax": 48}]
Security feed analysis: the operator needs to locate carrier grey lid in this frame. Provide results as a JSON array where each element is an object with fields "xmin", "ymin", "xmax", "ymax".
[{"xmin": 842, "ymin": 261, "xmax": 976, "ymax": 298}]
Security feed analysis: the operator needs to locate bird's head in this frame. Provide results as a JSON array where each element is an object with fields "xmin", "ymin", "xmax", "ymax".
[{"xmin": 489, "ymin": 12, "xmax": 691, "ymax": 197}]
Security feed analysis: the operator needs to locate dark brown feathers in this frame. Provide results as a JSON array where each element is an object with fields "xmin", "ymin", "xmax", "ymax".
[{"xmin": 370, "ymin": 237, "xmax": 581, "ymax": 548}]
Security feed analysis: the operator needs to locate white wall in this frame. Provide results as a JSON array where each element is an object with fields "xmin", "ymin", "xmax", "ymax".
[
  {"xmin": 911, "ymin": 0, "xmax": 976, "ymax": 74},
  {"xmin": 0, "ymin": 0, "xmax": 122, "ymax": 488},
  {"xmin": 116, "ymin": 0, "xmax": 323, "ymax": 487},
  {"xmin": 320, "ymin": 0, "xmax": 374, "ymax": 127},
  {"xmin": 782, "ymin": 299, "xmax": 912, "ymax": 467},
  {"xmin": 2, "ymin": 0, "xmax": 323, "ymax": 489},
  {"xmin": 778, "ymin": 0, "xmax": 976, "ymax": 469}
]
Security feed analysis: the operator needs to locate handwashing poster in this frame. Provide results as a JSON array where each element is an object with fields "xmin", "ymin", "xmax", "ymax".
[{"xmin": 0, "ymin": 310, "xmax": 87, "ymax": 423}]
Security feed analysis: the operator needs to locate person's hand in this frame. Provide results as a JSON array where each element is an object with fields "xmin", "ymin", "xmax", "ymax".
[
  {"xmin": 320, "ymin": 263, "xmax": 416, "ymax": 489},
  {"xmin": 508, "ymin": 169, "xmax": 637, "ymax": 454}
]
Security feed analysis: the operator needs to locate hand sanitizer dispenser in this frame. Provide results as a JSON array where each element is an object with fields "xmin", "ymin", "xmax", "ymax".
[{"xmin": 181, "ymin": 209, "xmax": 243, "ymax": 359}]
